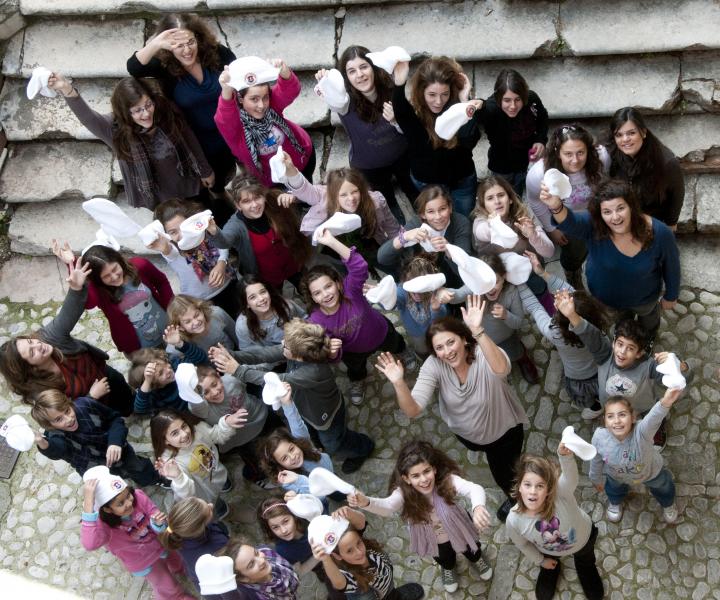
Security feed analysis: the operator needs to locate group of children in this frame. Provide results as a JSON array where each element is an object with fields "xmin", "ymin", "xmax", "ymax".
[{"xmin": 1, "ymin": 9, "xmax": 696, "ymax": 600}]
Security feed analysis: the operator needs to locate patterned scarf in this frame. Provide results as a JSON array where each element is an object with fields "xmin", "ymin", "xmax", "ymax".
[
  {"xmin": 181, "ymin": 239, "xmax": 236, "ymax": 282},
  {"xmin": 239, "ymin": 107, "xmax": 305, "ymax": 171},
  {"xmin": 126, "ymin": 126, "xmax": 203, "ymax": 208}
]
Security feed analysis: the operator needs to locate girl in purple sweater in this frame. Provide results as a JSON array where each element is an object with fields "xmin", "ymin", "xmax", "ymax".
[{"xmin": 300, "ymin": 230, "xmax": 415, "ymax": 405}]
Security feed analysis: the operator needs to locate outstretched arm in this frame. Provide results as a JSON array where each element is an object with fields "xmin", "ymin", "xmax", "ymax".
[{"xmin": 375, "ymin": 352, "xmax": 423, "ymax": 418}]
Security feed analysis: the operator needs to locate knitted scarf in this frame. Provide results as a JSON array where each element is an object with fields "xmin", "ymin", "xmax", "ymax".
[
  {"xmin": 239, "ymin": 107, "xmax": 304, "ymax": 172},
  {"xmin": 181, "ymin": 239, "xmax": 236, "ymax": 282},
  {"xmin": 407, "ymin": 487, "xmax": 479, "ymax": 557},
  {"xmin": 127, "ymin": 126, "xmax": 202, "ymax": 208}
]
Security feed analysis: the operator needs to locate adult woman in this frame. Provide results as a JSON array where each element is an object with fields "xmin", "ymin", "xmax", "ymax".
[
  {"xmin": 48, "ymin": 73, "xmax": 213, "ymax": 210},
  {"xmin": 0, "ymin": 255, "xmax": 133, "ymax": 416},
  {"xmin": 376, "ymin": 295, "xmax": 529, "ymax": 523},
  {"xmin": 315, "ymin": 45, "xmax": 416, "ymax": 223},
  {"xmin": 127, "ymin": 13, "xmax": 237, "ymax": 222},
  {"xmin": 526, "ymin": 124, "xmax": 610, "ymax": 287},
  {"xmin": 478, "ymin": 69, "xmax": 549, "ymax": 196},
  {"xmin": 607, "ymin": 107, "xmax": 684, "ymax": 230},
  {"xmin": 377, "ymin": 184, "xmax": 471, "ymax": 288},
  {"xmin": 391, "ymin": 57, "xmax": 482, "ymax": 216},
  {"xmin": 540, "ymin": 179, "xmax": 680, "ymax": 340}
]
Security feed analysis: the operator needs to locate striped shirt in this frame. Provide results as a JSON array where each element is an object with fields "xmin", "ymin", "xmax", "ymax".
[{"xmin": 340, "ymin": 549, "xmax": 394, "ymax": 598}]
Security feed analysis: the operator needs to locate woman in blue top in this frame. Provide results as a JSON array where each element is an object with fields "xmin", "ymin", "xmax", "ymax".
[
  {"xmin": 540, "ymin": 178, "xmax": 680, "ymax": 343},
  {"xmin": 127, "ymin": 13, "xmax": 236, "ymax": 223}
]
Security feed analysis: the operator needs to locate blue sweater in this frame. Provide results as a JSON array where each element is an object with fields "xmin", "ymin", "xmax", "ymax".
[
  {"xmin": 396, "ymin": 286, "xmax": 449, "ymax": 338},
  {"xmin": 556, "ymin": 210, "xmax": 680, "ymax": 308}
]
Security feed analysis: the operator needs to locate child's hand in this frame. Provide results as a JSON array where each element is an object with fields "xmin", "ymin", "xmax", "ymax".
[
  {"xmin": 278, "ymin": 383, "xmax": 293, "ymax": 405},
  {"xmin": 280, "ymin": 150, "xmax": 299, "ymax": 177},
  {"xmin": 460, "ymin": 295, "xmax": 487, "ymax": 335},
  {"xmin": 209, "ymin": 344, "xmax": 240, "ymax": 375},
  {"xmin": 224, "ymin": 408, "xmax": 249, "ymax": 429},
  {"xmin": 557, "ymin": 442, "xmax": 572, "ymax": 456},
  {"xmin": 34, "ymin": 431, "xmax": 49, "ymax": 450},
  {"xmin": 283, "ymin": 490, "xmax": 298, "ymax": 502},
  {"xmin": 218, "ymin": 66, "xmax": 233, "ymax": 94},
  {"xmin": 277, "ymin": 193, "xmax": 296, "ymax": 208},
  {"xmin": 83, "ymin": 479, "xmax": 99, "ymax": 512},
  {"xmin": 47, "ymin": 72, "xmax": 74, "ymax": 96},
  {"xmin": 206, "ymin": 217, "xmax": 218, "ymax": 236},
  {"xmin": 594, "ymin": 483, "xmax": 604, "ymax": 492},
  {"xmin": 277, "ymin": 470, "xmax": 298, "ymax": 485},
  {"xmin": 362, "ymin": 282, "xmax": 376, "ymax": 295},
  {"xmin": 208, "ymin": 261, "xmax": 226, "ymax": 289},
  {"xmin": 201, "ymin": 171, "xmax": 215, "ymax": 189},
  {"xmin": 310, "ymin": 539, "xmax": 330, "ymax": 561},
  {"xmin": 150, "ymin": 511, "xmax": 167, "ymax": 527},
  {"xmin": 530, "ymin": 143, "xmax": 545, "ymax": 161},
  {"xmin": 347, "ymin": 491, "xmax": 370, "ymax": 509},
  {"xmin": 147, "ymin": 235, "xmax": 172, "ymax": 255},
  {"xmin": 51, "ymin": 239, "xmax": 75, "ymax": 266},
  {"xmin": 541, "ymin": 557, "xmax": 558, "ymax": 569},
  {"xmin": 163, "ymin": 325, "xmax": 183, "ymax": 347},
  {"xmin": 538, "ymin": 182, "xmax": 561, "ymax": 209},
  {"xmin": 141, "ymin": 362, "xmax": 157, "ymax": 392},
  {"xmin": 490, "ymin": 303, "xmax": 507, "ymax": 320},
  {"xmin": 458, "ymin": 72, "xmax": 472, "ymax": 102},
  {"xmin": 392, "ymin": 60, "xmax": 410, "ymax": 86},
  {"xmin": 332, "ymin": 506, "xmax": 353, "ymax": 521},
  {"xmin": 375, "ymin": 352, "xmax": 405, "ymax": 383},
  {"xmin": 524, "ymin": 251, "xmax": 545, "ymax": 276},
  {"xmin": 89, "ymin": 377, "xmax": 110, "ymax": 399},
  {"xmin": 66, "ymin": 257, "xmax": 91, "ymax": 291},
  {"xmin": 660, "ymin": 387, "xmax": 683, "ymax": 408},
  {"xmin": 382, "ymin": 101, "xmax": 396, "ymax": 125},
  {"xmin": 430, "ymin": 235, "xmax": 448, "ymax": 252},
  {"xmin": 434, "ymin": 288, "xmax": 455, "ymax": 305},
  {"xmin": 554, "ymin": 289, "xmax": 577, "ymax": 319},
  {"xmin": 329, "ymin": 338, "xmax": 342, "ymax": 359},
  {"xmin": 155, "ymin": 458, "xmax": 181, "ymax": 480},
  {"xmin": 106, "ymin": 444, "xmax": 122, "ymax": 467},
  {"xmin": 314, "ymin": 68, "xmax": 329, "ymax": 83},
  {"xmin": 403, "ymin": 227, "xmax": 429, "ymax": 244},
  {"xmin": 654, "ymin": 352, "xmax": 669, "ymax": 365},
  {"xmin": 660, "ymin": 298, "xmax": 677, "ymax": 310},
  {"xmin": 472, "ymin": 505, "xmax": 491, "ymax": 531},
  {"xmin": 270, "ymin": 58, "xmax": 291, "ymax": 79},
  {"xmin": 315, "ymin": 228, "xmax": 337, "ymax": 248}
]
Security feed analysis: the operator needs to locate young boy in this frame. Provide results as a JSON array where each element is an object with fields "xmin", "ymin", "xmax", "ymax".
[
  {"xmin": 128, "ymin": 325, "xmax": 208, "ymax": 414},
  {"xmin": 210, "ymin": 318, "xmax": 375, "ymax": 474},
  {"xmin": 556, "ymin": 290, "xmax": 690, "ymax": 447},
  {"xmin": 31, "ymin": 389, "xmax": 161, "ymax": 485}
]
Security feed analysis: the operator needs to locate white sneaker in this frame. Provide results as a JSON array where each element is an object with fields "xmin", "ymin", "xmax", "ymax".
[
  {"xmin": 581, "ymin": 405, "xmax": 603, "ymax": 420},
  {"xmin": 441, "ymin": 568, "xmax": 458, "ymax": 593},
  {"xmin": 472, "ymin": 555, "xmax": 493, "ymax": 581},
  {"xmin": 663, "ymin": 504, "xmax": 679, "ymax": 523},
  {"xmin": 606, "ymin": 503, "xmax": 623, "ymax": 523},
  {"xmin": 349, "ymin": 380, "xmax": 365, "ymax": 405}
]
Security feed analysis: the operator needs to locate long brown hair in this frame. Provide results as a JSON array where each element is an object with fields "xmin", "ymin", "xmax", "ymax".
[
  {"xmin": 229, "ymin": 174, "xmax": 312, "ymax": 266},
  {"xmin": 414, "ymin": 184, "xmax": 453, "ymax": 221},
  {"xmin": 493, "ymin": 68, "xmax": 529, "ymax": 105},
  {"xmin": 150, "ymin": 410, "xmax": 201, "ymax": 459},
  {"xmin": 300, "ymin": 265, "xmax": 346, "ymax": 312},
  {"xmin": 338, "ymin": 45, "xmax": 394, "ymax": 122},
  {"xmin": 471, "ymin": 175, "xmax": 529, "ymax": 223},
  {"xmin": 0, "ymin": 336, "xmax": 65, "ymax": 399},
  {"xmin": 511, "ymin": 454, "xmax": 559, "ymax": 522},
  {"xmin": 257, "ymin": 427, "xmax": 322, "ymax": 480},
  {"xmin": 389, "ymin": 440, "xmax": 461, "ymax": 524},
  {"xmin": 545, "ymin": 124, "xmax": 604, "ymax": 185},
  {"xmin": 588, "ymin": 179, "xmax": 653, "ymax": 249},
  {"xmin": 425, "ymin": 317, "xmax": 477, "ymax": 365},
  {"xmin": 409, "ymin": 56, "xmax": 465, "ymax": 150},
  {"xmin": 257, "ymin": 496, "xmax": 307, "ymax": 541},
  {"xmin": 325, "ymin": 168, "xmax": 377, "ymax": 238},
  {"xmin": 110, "ymin": 77, "xmax": 185, "ymax": 162},
  {"xmin": 81, "ymin": 246, "xmax": 140, "ymax": 303},
  {"xmin": 153, "ymin": 13, "xmax": 221, "ymax": 77},
  {"xmin": 238, "ymin": 276, "xmax": 293, "ymax": 342},
  {"xmin": 331, "ymin": 527, "xmax": 386, "ymax": 593},
  {"xmin": 552, "ymin": 290, "xmax": 609, "ymax": 347}
]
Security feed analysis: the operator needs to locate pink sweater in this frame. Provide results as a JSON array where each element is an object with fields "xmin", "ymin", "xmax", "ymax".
[
  {"xmin": 214, "ymin": 72, "xmax": 313, "ymax": 187},
  {"xmin": 80, "ymin": 489, "xmax": 165, "ymax": 572}
]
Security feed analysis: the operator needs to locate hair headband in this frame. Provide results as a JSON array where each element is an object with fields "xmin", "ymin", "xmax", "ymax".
[{"xmin": 261, "ymin": 502, "xmax": 287, "ymax": 518}]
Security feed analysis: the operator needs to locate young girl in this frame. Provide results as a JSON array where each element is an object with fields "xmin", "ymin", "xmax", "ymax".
[
  {"xmin": 391, "ymin": 56, "xmax": 482, "ymax": 216},
  {"xmin": 477, "ymin": 69, "xmax": 549, "ymax": 196},
  {"xmin": 0, "ymin": 252, "xmax": 132, "ymax": 415},
  {"xmin": 78, "ymin": 244, "xmax": 174, "ymax": 355},
  {"xmin": 258, "ymin": 498, "xmax": 345, "ymax": 599},
  {"xmin": 281, "ymin": 153, "xmax": 400, "ymax": 269},
  {"xmin": 158, "ymin": 496, "xmax": 230, "ymax": 593},
  {"xmin": 506, "ymin": 444, "xmax": 604, "ymax": 600},
  {"xmin": 526, "ymin": 123, "xmax": 610, "ymax": 287},
  {"xmin": 216, "ymin": 57, "xmax": 315, "ymax": 186},
  {"xmin": 81, "ymin": 470, "xmax": 193, "ymax": 600},
  {"xmin": 48, "ymin": 73, "xmax": 213, "ymax": 210},
  {"xmin": 151, "ymin": 198, "xmax": 239, "ymax": 318},
  {"xmin": 151, "ymin": 408, "xmax": 247, "ymax": 520},
  {"xmin": 167, "ymin": 294, "xmax": 238, "ymax": 351},
  {"xmin": 206, "ymin": 174, "xmax": 311, "ymax": 289},
  {"xmin": 377, "ymin": 184, "xmax": 472, "ymax": 288},
  {"xmin": 589, "ymin": 387, "xmax": 682, "ymax": 524},
  {"xmin": 224, "ymin": 537, "xmax": 299, "ymax": 599},
  {"xmin": 520, "ymin": 252, "xmax": 609, "ymax": 419},
  {"xmin": 301, "ymin": 230, "xmax": 413, "ymax": 405},
  {"xmin": 316, "ymin": 45, "xmax": 417, "ymax": 223},
  {"xmin": 348, "ymin": 440, "xmax": 492, "ymax": 593}
]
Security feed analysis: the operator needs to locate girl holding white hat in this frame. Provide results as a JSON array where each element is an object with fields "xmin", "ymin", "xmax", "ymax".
[
  {"xmin": 348, "ymin": 440, "xmax": 492, "ymax": 593},
  {"xmin": 47, "ymin": 73, "xmax": 213, "ymax": 210},
  {"xmin": 80, "ymin": 468, "xmax": 194, "ymax": 599},
  {"xmin": 314, "ymin": 45, "xmax": 417, "ymax": 224},
  {"xmin": 391, "ymin": 56, "xmax": 483, "ymax": 217},
  {"xmin": 223, "ymin": 537, "xmax": 299, "ymax": 599},
  {"xmin": 216, "ymin": 56, "xmax": 315, "ymax": 188},
  {"xmin": 375, "ymin": 295, "xmax": 528, "ymax": 523}
]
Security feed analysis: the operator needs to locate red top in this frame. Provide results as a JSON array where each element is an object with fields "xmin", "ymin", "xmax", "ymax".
[
  {"xmin": 85, "ymin": 258, "xmax": 174, "ymax": 353},
  {"xmin": 247, "ymin": 228, "xmax": 299, "ymax": 287},
  {"xmin": 57, "ymin": 352, "xmax": 105, "ymax": 399}
]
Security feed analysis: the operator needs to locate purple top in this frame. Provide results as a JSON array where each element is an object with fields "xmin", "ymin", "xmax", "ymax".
[{"xmin": 308, "ymin": 248, "xmax": 389, "ymax": 354}]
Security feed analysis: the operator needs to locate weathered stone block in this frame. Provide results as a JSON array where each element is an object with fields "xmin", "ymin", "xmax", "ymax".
[{"xmin": 695, "ymin": 174, "xmax": 720, "ymax": 233}]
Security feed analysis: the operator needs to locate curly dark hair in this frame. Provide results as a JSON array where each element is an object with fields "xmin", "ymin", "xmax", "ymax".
[
  {"xmin": 330, "ymin": 527, "xmax": 386, "ymax": 593},
  {"xmin": 81, "ymin": 245, "xmax": 140, "ymax": 303},
  {"xmin": 338, "ymin": 45, "xmax": 395, "ymax": 123},
  {"xmin": 257, "ymin": 427, "xmax": 322, "ymax": 481},
  {"xmin": 238, "ymin": 276, "xmax": 293, "ymax": 342},
  {"xmin": 152, "ymin": 13, "xmax": 222, "ymax": 77},
  {"xmin": 587, "ymin": 179, "xmax": 653, "ymax": 249},
  {"xmin": 425, "ymin": 317, "xmax": 477, "ymax": 365},
  {"xmin": 545, "ymin": 123, "xmax": 604, "ymax": 186},
  {"xmin": 613, "ymin": 318, "xmax": 648, "ymax": 353},
  {"xmin": 300, "ymin": 264, "xmax": 346, "ymax": 311},
  {"xmin": 552, "ymin": 290, "xmax": 610, "ymax": 348}
]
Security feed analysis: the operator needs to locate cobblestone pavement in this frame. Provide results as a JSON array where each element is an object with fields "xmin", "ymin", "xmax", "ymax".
[{"xmin": 0, "ymin": 279, "xmax": 718, "ymax": 600}]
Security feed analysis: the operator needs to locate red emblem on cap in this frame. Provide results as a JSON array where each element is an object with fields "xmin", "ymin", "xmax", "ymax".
[
  {"xmin": 245, "ymin": 72, "xmax": 257, "ymax": 85},
  {"xmin": 466, "ymin": 105, "xmax": 476, "ymax": 118},
  {"xmin": 324, "ymin": 532, "xmax": 337, "ymax": 546}
]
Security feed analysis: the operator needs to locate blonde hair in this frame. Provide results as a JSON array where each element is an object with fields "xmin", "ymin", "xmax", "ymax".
[
  {"xmin": 167, "ymin": 294, "xmax": 213, "ymax": 340},
  {"xmin": 511, "ymin": 454, "xmax": 559, "ymax": 522},
  {"xmin": 471, "ymin": 175, "xmax": 528, "ymax": 223},
  {"xmin": 158, "ymin": 497, "xmax": 213, "ymax": 550},
  {"xmin": 128, "ymin": 347, "xmax": 170, "ymax": 389},
  {"xmin": 31, "ymin": 389, "xmax": 72, "ymax": 429},
  {"xmin": 282, "ymin": 318, "xmax": 332, "ymax": 362}
]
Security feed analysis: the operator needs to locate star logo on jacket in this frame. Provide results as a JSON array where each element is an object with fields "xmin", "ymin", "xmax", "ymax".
[{"xmin": 605, "ymin": 374, "xmax": 637, "ymax": 397}]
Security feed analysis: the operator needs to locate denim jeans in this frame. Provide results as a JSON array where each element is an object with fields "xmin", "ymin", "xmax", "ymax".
[
  {"xmin": 410, "ymin": 172, "xmax": 477, "ymax": 217},
  {"xmin": 604, "ymin": 468, "xmax": 676, "ymax": 507},
  {"xmin": 311, "ymin": 400, "xmax": 374, "ymax": 460}
]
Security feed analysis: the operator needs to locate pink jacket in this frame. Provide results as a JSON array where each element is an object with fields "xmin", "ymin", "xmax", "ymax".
[
  {"xmin": 214, "ymin": 72, "xmax": 313, "ymax": 187},
  {"xmin": 80, "ymin": 489, "xmax": 165, "ymax": 572},
  {"xmin": 287, "ymin": 172, "xmax": 400, "ymax": 244},
  {"xmin": 472, "ymin": 216, "xmax": 554, "ymax": 258}
]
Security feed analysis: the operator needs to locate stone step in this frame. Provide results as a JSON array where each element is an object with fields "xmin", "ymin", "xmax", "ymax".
[
  {"xmin": 0, "ymin": 141, "xmax": 112, "ymax": 203},
  {"xmin": 0, "ymin": 73, "xmax": 329, "ymax": 142},
  {"xmin": 8, "ymin": 195, "xmax": 155, "ymax": 256}
]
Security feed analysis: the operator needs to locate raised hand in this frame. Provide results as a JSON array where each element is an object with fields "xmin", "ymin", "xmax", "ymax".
[
  {"xmin": 538, "ymin": 182, "xmax": 561, "ymax": 209},
  {"xmin": 328, "ymin": 338, "xmax": 342, "ymax": 359},
  {"xmin": 47, "ymin": 72, "xmax": 74, "ymax": 96},
  {"xmin": 458, "ymin": 72, "xmax": 472, "ymax": 102},
  {"xmin": 375, "ymin": 352, "xmax": 405, "ymax": 383},
  {"xmin": 346, "ymin": 490, "xmax": 370, "ymax": 509},
  {"xmin": 148, "ymin": 28, "xmax": 180, "ymax": 52},
  {"xmin": 514, "ymin": 216, "xmax": 536, "ymax": 239},
  {"xmin": 278, "ymin": 383, "xmax": 293, "ymax": 406},
  {"xmin": 557, "ymin": 442, "xmax": 572, "ymax": 456},
  {"xmin": 524, "ymin": 251, "xmax": 544, "ymax": 276},
  {"xmin": 225, "ymin": 408, "xmax": 249, "ymax": 428},
  {"xmin": 89, "ymin": 377, "xmax": 110, "ymax": 399},
  {"xmin": 660, "ymin": 386, "xmax": 683, "ymax": 408},
  {"xmin": 163, "ymin": 324, "xmax": 183, "ymax": 347},
  {"xmin": 209, "ymin": 344, "xmax": 239, "ymax": 375},
  {"xmin": 106, "ymin": 444, "xmax": 122, "ymax": 467},
  {"xmin": 66, "ymin": 257, "xmax": 91, "ymax": 291},
  {"xmin": 269, "ymin": 58, "xmax": 291, "ymax": 79},
  {"xmin": 150, "ymin": 510, "xmax": 167, "ymax": 527},
  {"xmin": 277, "ymin": 193, "xmax": 296, "ymax": 208},
  {"xmin": 280, "ymin": 150, "xmax": 299, "ymax": 177},
  {"xmin": 314, "ymin": 68, "xmax": 329, "ymax": 84},
  {"xmin": 382, "ymin": 101, "xmax": 396, "ymax": 125},
  {"xmin": 460, "ymin": 295, "xmax": 487, "ymax": 335},
  {"xmin": 83, "ymin": 479, "xmax": 99, "ymax": 512},
  {"xmin": 393, "ymin": 60, "xmax": 410, "ymax": 86},
  {"xmin": 490, "ymin": 303, "xmax": 507, "ymax": 320},
  {"xmin": 208, "ymin": 261, "xmax": 226, "ymax": 289},
  {"xmin": 155, "ymin": 458, "xmax": 181, "ymax": 480},
  {"xmin": 553, "ymin": 289, "xmax": 576, "ymax": 319},
  {"xmin": 147, "ymin": 235, "xmax": 171, "ymax": 255},
  {"xmin": 277, "ymin": 470, "xmax": 299, "ymax": 484}
]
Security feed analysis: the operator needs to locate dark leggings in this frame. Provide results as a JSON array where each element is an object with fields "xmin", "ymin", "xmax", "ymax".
[
  {"xmin": 434, "ymin": 541, "xmax": 483, "ymax": 570},
  {"xmin": 342, "ymin": 316, "xmax": 406, "ymax": 381},
  {"xmin": 455, "ymin": 424, "xmax": 525, "ymax": 497},
  {"xmin": 301, "ymin": 145, "xmax": 317, "ymax": 183},
  {"xmin": 358, "ymin": 152, "xmax": 417, "ymax": 225},
  {"xmin": 221, "ymin": 409, "xmax": 286, "ymax": 482},
  {"xmin": 99, "ymin": 365, "xmax": 134, "ymax": 417},
  {"xmin": 209, "ymin": 281, "xmax": 240, "ymax": 320}
]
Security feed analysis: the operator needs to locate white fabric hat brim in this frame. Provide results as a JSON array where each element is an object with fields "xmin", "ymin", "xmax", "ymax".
[
  {"xmin": 138, "ymin": 220, "xmax": 171, "ymax": 246},
  {"xmin": 312, "ymin": 213, "xmax": 362, "ymax": 246},
  {"xmin": 269, "ymin": 145, "xmax": 288, "ymax": 184},
  {"xmin": 308, "ymin": 514, "xmax": 350, "ymax": 554},
  {"xmin": 499, "ymin": 252, "xmax": 532, "ymax": 285},
  {"xmin": 262, "ymin": 372, "xmax": 284, "ymax": 410},
  {"xmin": 561, "ymin": 426, "xmax": 597, "ymax": 461},
  {"xmin": 287, "ymin": 493, "xmax": 324, "ymax": 521},
  {"xmin": 309, "ymin": 467, "xmax": 355, "ymax": 496},
  {"xmin": 178, "ymin": 210, "xmax": 212, "ymax": 251},
  {"xmin": 435, "ymin": 102, "xmax": 475, "ymax": 141},
  {"xmin": 196, "ymin": 555, "xmax": 238, "ymax": 595},
  {"xmin": 365, "ymin": 275, "xmax": 397, "ymax": 310},
  {"xmin": 446, "ymin": 244, "xmax": 497, "ymax": 295},
  {"xmin": 6, "ymin": 427, "xmax": 34, "ymax": 452},
  {"xmin": 27, "ymin": 66, "xmax": 57, "ymax": 99},
  {"xmin": 82, "ymin": 198, "xmax": 142, "ymax": 238},
  {"xmin": 317, "ymin": 69, "xmax": 349, "ymax": 108},
  {"xmin": 81, "ymin": 228, "xmax": 121, "ymax": 257},
  {"xmin": 366, "ymin": 46, "xmax": 411, "ymax": 75},
  {"xmin": 175, "ymin": 363, "xmax": 204, "ymax": 404},
  {"xmin": 402, "ymin": 273, "xmax": 446, "ymax": 294},
  {"xmin": 227, "ymin": 57, "xmax": 280, "ymax": 91},
  {"xmin": 488, "ymin": 215, "xmax": 520, "ymax": 249},
  {"xmin": 543, "ymin": 168, "xmax": 572, "ymax": 200}
]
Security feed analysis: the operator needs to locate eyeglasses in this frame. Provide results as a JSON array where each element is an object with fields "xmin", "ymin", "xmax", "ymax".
[
  {"xmin": 174, "ymin": 38, "xmax": 197, "ymax": 51},
  {"xmin": 129, "ymin": 100, "xmax": 155, "ymax": 116}
]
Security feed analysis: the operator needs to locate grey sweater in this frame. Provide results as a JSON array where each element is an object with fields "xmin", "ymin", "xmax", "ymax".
[
  {"xmin": 206, "ymin": 213, "xmax": 258, "ymax": 276},
  {"xmin": 589, "ymin": 400, "xmax": 669, "ymax": 486}
]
